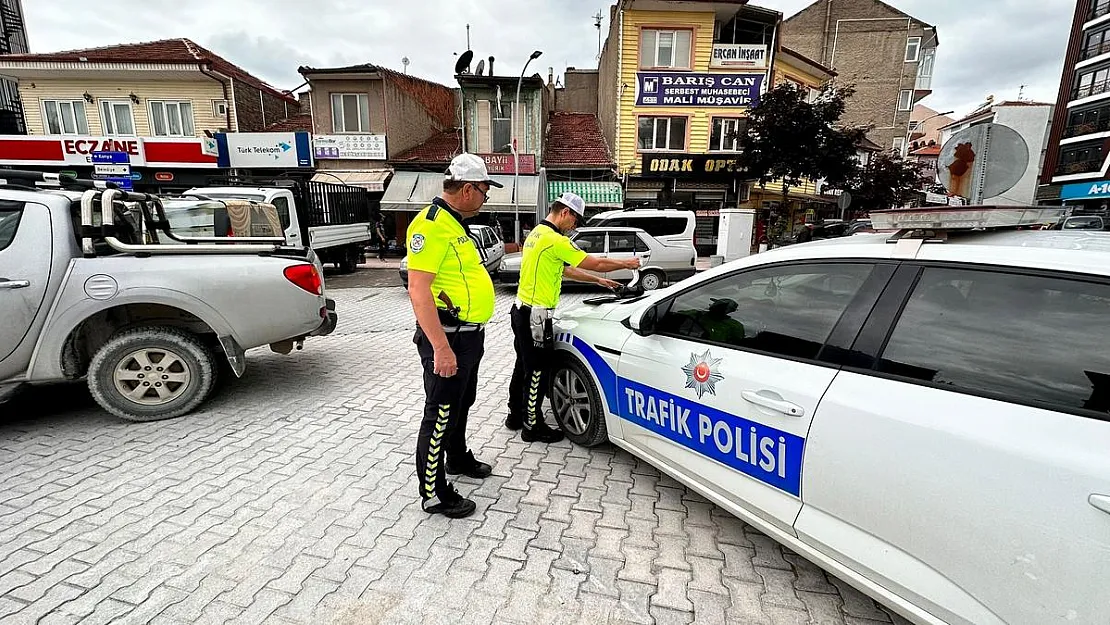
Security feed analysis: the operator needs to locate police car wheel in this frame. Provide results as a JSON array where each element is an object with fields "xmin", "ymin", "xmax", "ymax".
[{"xmin": 551, "ymin": 355, "xmax": 607, "ymax": 447}]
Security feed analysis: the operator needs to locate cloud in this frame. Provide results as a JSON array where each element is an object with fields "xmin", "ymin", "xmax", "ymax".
[{"xmin": 22, "ymin": 0, "xmax": 1072, "ymax": 118}]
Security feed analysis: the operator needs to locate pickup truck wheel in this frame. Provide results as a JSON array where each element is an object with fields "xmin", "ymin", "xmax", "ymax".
[
  {"xmin": 551, "ymin": 355, "xmax": 608, "ymax": 447},
  {"xmin": 88, "ymin": 327, "xmax": 216, "ymax": 422}
]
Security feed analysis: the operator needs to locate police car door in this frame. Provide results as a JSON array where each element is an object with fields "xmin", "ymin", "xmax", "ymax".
[{"xmin": 615, "ymin": 260, "xmax": 888, "ymax": 533}]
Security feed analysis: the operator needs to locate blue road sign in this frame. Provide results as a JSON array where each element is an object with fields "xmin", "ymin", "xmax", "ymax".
[
  {"xmin": 102, "ymin": 176, "xmax": 133, "ymax": 190},
  {"xmin": 91, "ymin": 151, "xmax": 131, "ymax": 164}
]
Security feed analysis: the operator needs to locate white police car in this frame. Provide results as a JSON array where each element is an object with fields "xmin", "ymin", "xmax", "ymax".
[{"xmin": 549, "ymin": 206, "xmax": 1110, "ymax": 625}]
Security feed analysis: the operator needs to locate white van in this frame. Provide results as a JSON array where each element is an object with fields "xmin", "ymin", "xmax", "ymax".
[{"xmin": 585, "ymin": 208, "xmax": 696, "ymax": 250}]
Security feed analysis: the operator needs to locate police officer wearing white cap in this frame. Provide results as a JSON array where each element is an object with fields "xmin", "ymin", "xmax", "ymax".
[
  {"xmin": 506, "ymin": 192, "xmax": 641, "ymax": 441},
  {"xmin": 405, "ymin": 152, "xmax": 501, "ymax": 518}
]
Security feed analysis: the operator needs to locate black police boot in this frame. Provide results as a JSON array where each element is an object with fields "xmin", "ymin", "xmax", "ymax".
[
  {"xmin": 521, "ymin": 420, "xmax": 565, "ymax": 444},
  {"xmin": 446, "ymin": 450, "xmax": 493, "ymax": 479},
  {"xmin": 504, "ymin": 412, "xmax": 524, "ymax": 431},
  {"xmin": 422, "ymin": 487, "xmax": 477, "ymax": 519}
]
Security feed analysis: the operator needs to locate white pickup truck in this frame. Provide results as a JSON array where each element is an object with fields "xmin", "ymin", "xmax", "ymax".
[
  {"xmin": 188, "ymin": 178, "xmax": 374, "ymax": 273},
  {"xmin": 0, "ymin": 171, "xmax": 337, "ymax": 422}
]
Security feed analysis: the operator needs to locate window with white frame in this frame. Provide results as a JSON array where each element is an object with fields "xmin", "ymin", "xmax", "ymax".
[
  {"xmin": 637, "ymin": 116, "xmax": 687, "ymax": 151},
  {"xmin": 908, "ymin": 120, "xmax": 921, "ymax": 132},
  {"xmin": 100, "ymin": 100, "xmax": 135, "ymax": 135},
  {"xmin": 893, "ymin": 137, "xmax": 906, "ymax": 155},
  {"xmin": 212, "ymin": 99, "xmax": 228, "ymax": 117},
  {"xmin": 898, "ymin": 90, "xmax": 913, "ymax": 111},
  {"xmin": 331, "ymin": 93, "xmax": 370, "ymax": 133},
  {"xmin": 149, "ymin": 101, "xmax": 195, "ymax": 137},
  {"xmin": 710, "ymin": 118, "xmax": 747, "ymax": 152},
  {"xmin": 640, "ymin": 29, "xmax": 692, "ymax": 69},
  {"xmin": 905, "ymin": 36, "xmax": 921, "ymax": 62},
  {"xmin": 42, "ymin": 100, "xmax": 89, "ymax": 135}
]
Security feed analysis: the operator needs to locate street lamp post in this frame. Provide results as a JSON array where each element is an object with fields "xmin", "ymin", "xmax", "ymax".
[{"xmin": 513, "ymin": 50, "xmax": 542, "ymax": 245}]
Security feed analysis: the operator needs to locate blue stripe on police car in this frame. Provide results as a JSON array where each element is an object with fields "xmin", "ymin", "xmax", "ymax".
[{"xmin": 561, "ymin": 335, "xmax": 804, "ymax": 497}]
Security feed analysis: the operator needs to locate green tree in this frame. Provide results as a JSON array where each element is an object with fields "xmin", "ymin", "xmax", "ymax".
[
  {"xmin": 737, "ymin": 82, "xmax": 869, "ymax": 241},
  {"xmin": 849, "ymin": 151, "xmax": 926, "ymax": 211}
]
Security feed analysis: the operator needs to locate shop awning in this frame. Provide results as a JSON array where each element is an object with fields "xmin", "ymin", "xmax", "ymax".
[
  {"xmin": 548, "ymin": 181, "xmax": 623, "ymax": 208},
  {"xmin": 311, "ymin": 170, "xmax": 391, "ymax": 192},
  {"xmin": 379, "ymin": 172, "xmax": 541, "ymax": 213}
]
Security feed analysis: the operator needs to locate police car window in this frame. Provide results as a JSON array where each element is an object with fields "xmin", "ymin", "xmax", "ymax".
[
  {"xmin": 0, "ymin": 203, "xmax": 23, "ymax": 252},
  {"xmin": 655, "ymin": 262, "xmax": 874, "ymax": 360},
  {"xmin": 574, "ymin": 233, "xmax": 606, "ymax": 253},
  {"xmin": 878, "ymin": 268, "xmax": 1110, "ymax": 418},
  {"xmin": 608, "ymin": 232, "xmax": 640, "ymax": 253}
]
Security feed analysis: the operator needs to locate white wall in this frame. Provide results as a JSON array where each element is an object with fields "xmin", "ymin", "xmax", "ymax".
[{"xmin": 991, "ymin": 106, "xmax": 1054, "ymax": 205}]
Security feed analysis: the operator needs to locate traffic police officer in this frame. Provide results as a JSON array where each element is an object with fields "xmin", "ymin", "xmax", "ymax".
[
  {"xmin": 406, "ymin": 153, "xmax": 499, "ymax": 519},
  {"xmin": 506, "ymin": 192, "xmax": 641, "ymax": 442}
]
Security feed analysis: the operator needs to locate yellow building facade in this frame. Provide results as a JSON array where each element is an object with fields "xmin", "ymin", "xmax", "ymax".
[{"xmin": 598, "ymin": 0, "xmax": 782, "ymax": 254}]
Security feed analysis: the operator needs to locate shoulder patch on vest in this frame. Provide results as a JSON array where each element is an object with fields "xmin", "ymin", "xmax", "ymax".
[{"xmin": 410, "ymin": 233, "xmax": 426, "ymax": 253}]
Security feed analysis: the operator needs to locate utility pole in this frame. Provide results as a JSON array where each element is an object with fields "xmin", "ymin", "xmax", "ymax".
[{"xmin": 593, "ymin": 10, "xmax": 604, "ymax": 59}]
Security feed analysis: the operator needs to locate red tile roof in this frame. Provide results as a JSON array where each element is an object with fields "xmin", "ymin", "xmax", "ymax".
[
  {"xmin": 0, "ymin": 39, "xmax": 296, "ymax": 103},
  {"xmin": 264, "ymin": 114, "xmax": 312, "ymax": 133},
  {"xmin": 299, "ymin": 64, "xmax": 456, "ymax": 130},
  {"xmin": 390, "ymin": 129, "xmax": 462, "ymax": 165},
  {"xmin": 544, "ymin": 113, "xmax": 613, "ymax": 168}
]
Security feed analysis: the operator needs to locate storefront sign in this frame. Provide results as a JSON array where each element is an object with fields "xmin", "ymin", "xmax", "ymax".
[
  {"xmin": 636, "ymin": 72, "xmax": 764, "ymax": 108},
  {"xmin": 710, "ymin": 44, "xmax": 768, "ymax": 69},
  {"xmin": 314, "ymin": 134, "xmax": 388, "ymax": 160},
  {"xmin": 641, "ymin": 153, "xmax": 745, "ymax": 180},
  {"xmin": 479, "ymin": 153, "xmax": 536, "ymax": 175},
  {"xmin": 1061, "ymin": 180, "xmax": 1110, "ymax": 200},
  {"xmin": 216, "ymin": 132, "xmax": 313, "ymax": 168},
  {"xmin": 0, "ymin": 135, "xmax": 218, "ymax": 168}
]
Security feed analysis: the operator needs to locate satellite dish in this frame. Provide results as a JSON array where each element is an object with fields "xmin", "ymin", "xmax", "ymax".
[
  {"xmin": 475, "ymin": 59, "xmax": 486, "ymax": 76},
  {"xmin": 454, "ymin": 50, "xmax": 473, "ymax": 75},
  {"xmin": 938, "ymin": 123, "xmax": 1028, "ymax": 204}
]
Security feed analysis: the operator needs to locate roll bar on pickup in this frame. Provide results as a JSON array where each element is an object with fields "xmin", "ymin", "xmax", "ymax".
[{"xmin": 2, "ymin": 169, "xmax": 298, "ymax": 257}]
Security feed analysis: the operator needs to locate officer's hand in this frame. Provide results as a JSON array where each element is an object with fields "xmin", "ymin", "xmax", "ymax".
[
  {"xmin": 598, "ymin": 278, "xmax": 622, "ymax": 290},
  {"xmin": 434, "ymin": 346, "xmax": 458, "ymax": 377},
  {"xmin": 625, "ymin": 258, "xmax": 642, "ymax": 269}
]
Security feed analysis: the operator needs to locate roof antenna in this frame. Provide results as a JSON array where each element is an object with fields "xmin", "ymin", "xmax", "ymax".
[
  {"xmin": 1018, "ymin": 84, "xmax": 1026, "ymax": 101},
  {"xmin": 466, "ymin": 24, "xmax": 471, "ymax": 51},
  {"xmin": 402, "ymin": 57, "xmax": 410, "ymax": 74}
]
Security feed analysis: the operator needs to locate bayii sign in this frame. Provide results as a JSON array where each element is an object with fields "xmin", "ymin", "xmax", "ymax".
[{"xmin": 636, "ymin": 72, "xmax": 764, "ymax": 108}]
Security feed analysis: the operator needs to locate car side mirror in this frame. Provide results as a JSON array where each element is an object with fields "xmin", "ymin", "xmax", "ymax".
[{"xmin": 623, "ymin": 301, "xmax": 661, "ymax": 336}]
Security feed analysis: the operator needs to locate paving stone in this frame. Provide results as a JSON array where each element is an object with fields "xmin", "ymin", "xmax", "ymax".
[{"xmin": 0, "ymin": 287, "xmax": 908, "ymax": 625}]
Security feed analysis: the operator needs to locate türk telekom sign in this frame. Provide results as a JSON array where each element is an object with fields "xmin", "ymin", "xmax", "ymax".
[{"xmin": 0, "ymin": 135, "xmax": 219, "ymax": 168}]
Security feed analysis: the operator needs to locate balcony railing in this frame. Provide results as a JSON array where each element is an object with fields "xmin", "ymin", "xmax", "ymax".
[
  {"xmin": 915, "ymin": 75, "xmax": 933, "ymax": 91},
  {"xmin": 1074, "ymin": 79, "xmax": 1110, "ymax": 100},
  {"xmin": 1092, "ymin": 0, "xmax": 1110, "ymax": 22},
  {"xmin": 1064, "ymin": 117, "xmax": 1110, "ymax": 138},
  {"xmin": 1055, "ymin": 158, "xmax": 1104, "ymax": 176},
  {"xmin": 1083, "ymin": 41, "xmax": 1110, "ymax": 60}
]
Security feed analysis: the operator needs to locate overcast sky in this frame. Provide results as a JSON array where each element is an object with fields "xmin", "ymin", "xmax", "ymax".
[{"xmin": 23, "ymin": 0, "xmax": 1073, "ymax": 120}]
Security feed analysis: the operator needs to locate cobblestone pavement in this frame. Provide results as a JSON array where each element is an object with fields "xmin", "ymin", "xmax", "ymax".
[{"xmin": 0, "ymin": 281, "xmax": 912, "ymax": 625}]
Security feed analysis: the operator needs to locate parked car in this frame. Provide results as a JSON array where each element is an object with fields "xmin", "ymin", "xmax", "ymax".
[
  {"xmin": 1061, "ymin": 215, "xmax": 1106, "ymax": 230},
  {"xmin": 584, "ymin": 208, "xmax": 697, "ymax": 250},
  {"xmin": 499, "ymin": 226, "xmax": 696, "ymax": 291},
  {"xmin": 398, "ymin": 223, "xmax": 504, "ymax": 288},
  {"xmin": 548, "ymin": 205, "xmax": 1108, "ymax": 625},
  {"xmin": 0, "ymin": 171, "xmax": 336, "ymax": 422}
]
